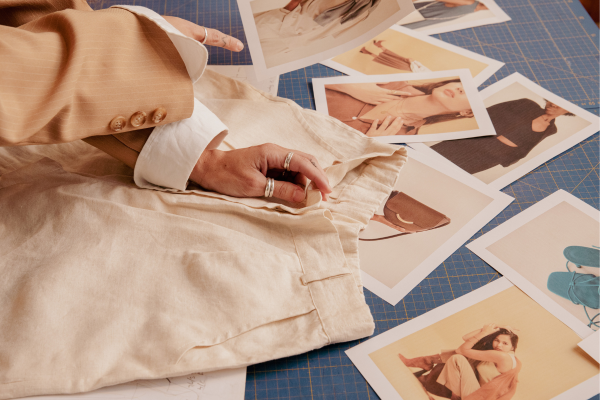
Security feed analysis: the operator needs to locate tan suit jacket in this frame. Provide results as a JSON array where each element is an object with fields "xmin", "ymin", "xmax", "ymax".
[{"xmin": 0, "ymin": 0, "xmax": 193, "ymax": 168}]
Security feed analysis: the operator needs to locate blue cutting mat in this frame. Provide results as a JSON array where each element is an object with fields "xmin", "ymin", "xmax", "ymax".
[{"xmin": 92, "ymin": 0, "xmax": 599, "ymax": 398}]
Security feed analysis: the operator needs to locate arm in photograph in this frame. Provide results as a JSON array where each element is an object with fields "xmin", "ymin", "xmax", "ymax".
[
  {"xmin": 456, "ymin": 324, "xmax": 505, "ymax": 363},
  {"xmin": 326, "ymin": 84, "xmax": 411, "ymax": 105},
  {"xmin": 438, "ymin": 0, "xmax": 476, "ymax": 5},
  {"xmin": 284, "ymin": 0, "xmax": 302, "ymax": 11}
]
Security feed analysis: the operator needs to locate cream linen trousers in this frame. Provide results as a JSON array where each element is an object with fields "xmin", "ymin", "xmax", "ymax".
[{"xmin": 0, "ymin": 70, "xmax": 407, "ymax": 399}]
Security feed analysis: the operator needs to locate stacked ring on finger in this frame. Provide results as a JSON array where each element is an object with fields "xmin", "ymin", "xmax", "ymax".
[
  {"xmin": 201, "ymin": 27, "xmax": 209, "ymax": 44},
  {"xmin": 264, "ymin": 177, "xmax": 275, "ymax": 198},
  {"xmin": 282, "ymin": 152, "xmax": 294, "ymax": 176}
]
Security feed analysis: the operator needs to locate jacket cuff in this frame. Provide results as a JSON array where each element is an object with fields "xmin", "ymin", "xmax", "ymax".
[{"xmin": 134, "ymin": 98, "xmax": 228, "ymax": 190}]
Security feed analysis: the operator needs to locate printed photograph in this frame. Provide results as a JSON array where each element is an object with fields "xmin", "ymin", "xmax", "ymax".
[
  {"xmin": 398, "ymin": 0, "xmax": 511, "ymax": 35},
  {"xmin": 468, "ymin": 190, "xmax": 599, "ymax": 338},
  {"xmin": 313, "ymin": 70, "xmax": 496, "ymax": 143},
  {"xmin": 321, "ymin": 25, "xmax": 503, "ymax": 86},
  {"xmin": 357, "ymin": 148, "xmax": 511, "ymax": 305},
  {"xmin": 346, "ymin": 279, "xmax": 600, "ymax": 400},
  {"xmin": 416, "ymin": 73, "xmax": 600, "ymax": 189},
  {"xmin": 578, "ymin": 330, "xmax": 599, "ymax": 364},
  {"xmin": 238, "ymin": 0, "xmax": 415, "ymax": 79}
]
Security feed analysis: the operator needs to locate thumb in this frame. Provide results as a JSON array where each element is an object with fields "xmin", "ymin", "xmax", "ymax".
[{"xmin": 273, "ymin": 180, "xmax": 306, "ymax": 203}]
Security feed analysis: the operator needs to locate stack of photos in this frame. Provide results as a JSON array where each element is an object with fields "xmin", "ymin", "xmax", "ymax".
[
  {"xmin": 237, "ymin": 0, "xmax": 415, "ymax": 79},
  {"xmin": 321, "ymin": 25, "xmax": 504, "ymax": 86},
  {"xmin": 467, "ymin": 190, "xmax": 600, "ymax": 338},
  {"xmin": 398, "ymin": 0, "xmax": 511, "ymax": 35},
  {"xmin": 313, "ymin": 69, "xmax": 495, "ymax": 143},
  {"xmin": 346, "ymin": 278, "xmax": 599, "ymax": 400},
  {"xmin": 357, "ymin": 148, "xmax": 512, "ymax": 305},
  {"xmin": 414, "ymin": 73, "xmax": 600, "ymax": 189}
]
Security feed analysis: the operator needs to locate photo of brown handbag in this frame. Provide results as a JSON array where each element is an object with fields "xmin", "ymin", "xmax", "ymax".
[{"xmin": 361, "ymin": 191, "xmax": 451, "ymax": 241}]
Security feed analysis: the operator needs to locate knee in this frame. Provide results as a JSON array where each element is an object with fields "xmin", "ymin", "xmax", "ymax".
[{"xmin": 447, "ymin": 354, "xmax": 469, "ymax": 367}]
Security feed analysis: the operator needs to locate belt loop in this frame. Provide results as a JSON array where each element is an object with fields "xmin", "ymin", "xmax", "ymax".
[{"xmin": 301, "ymin": 269, "xmax": 351, "ymax": 285}]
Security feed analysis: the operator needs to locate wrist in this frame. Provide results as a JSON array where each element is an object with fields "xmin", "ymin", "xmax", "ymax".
[{"xmin": 190, "ymin": 149, "xmax": 221, "ymax": 189}]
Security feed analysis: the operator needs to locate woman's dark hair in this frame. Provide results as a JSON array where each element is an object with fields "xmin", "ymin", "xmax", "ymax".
[
  {"xmin": 468, "ymin": 329, "xmax": 519, "ymax": 375},
  {"xmin": 406, "ymin": 79, "xmax": 473, "ymax": 134}
]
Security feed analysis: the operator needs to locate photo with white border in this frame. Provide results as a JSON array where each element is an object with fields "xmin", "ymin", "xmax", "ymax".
[
  {"xmin": 238, "ymin": 0, "xmax": 415, "ymax": 80},
  {"xmin": 358, "ymin": 147, "xmax": 512, "ymax": 305},
  {"xmin": 414, "ymin": 73, "xmax": 600, "ymax": 189},
  {"xmin": 467, "ymin": 190, "xmax": 599, "ymax": 338},
  {"xmin": 320, "ymin": 25, "xmax": 503, "ymax": 86},
  {"xmin": 398, "ymin": 0, "xmax": 510, "ymax": 36},
  {"xmin": 346, "ymin": 278, "xmax": 599, "ymax": 400},
  {"xmin": 313, "ymin": 69, "xmax": 496, "ymax": 144},
  {"xmin": 578, "ymin": 330, "xmax": 599, "ymax": 364}
]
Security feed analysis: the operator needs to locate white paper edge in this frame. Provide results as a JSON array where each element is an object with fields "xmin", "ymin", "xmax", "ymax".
[
  {"xmin": 346, "ymin": 278, "xmax": 598, "ymax": 400},
  {"xmin": 319, "ymin": 25, "xmax": 504, "ymax": 87},
  {"xmin": 466, "ymin": 190, "xmax": 599, "ymax": 339},
  {"xmin": 238, "ymin": 0, "xmax": 416, "ymax": 81},
  {"xmin": 346, "ymin": 278, "xmax": 513, "ymax": 400},
  {"xmin": 359, "ymin": 147, "xmax": 513, "ymax": 305},
  {"xmin": 312, "ymin": 69, "xmax": 496, "ymax": 143},
  {"xmin": 399, "ymin": 0, "xmax": 511, "ymax": 36},
  {"xmin": 578, "ymin": 330, "xmax": 600, "ymax": 364},
  {"xmin": 412, "ymin": 72, "xmax": 600, "ymax": 189}
]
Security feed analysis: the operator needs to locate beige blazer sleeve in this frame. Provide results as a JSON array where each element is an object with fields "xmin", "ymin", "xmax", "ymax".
[{"xmin": 0, "ymin": 0, "xmax": 194, "ymax": 157}]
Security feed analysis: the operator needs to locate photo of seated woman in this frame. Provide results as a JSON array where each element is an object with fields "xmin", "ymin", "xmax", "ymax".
[
  {"xmin": 417, "ymin": 73, "xmax": 600, "ymax": 189},
  {"xmin": 313, "ymin": 70, "xmax": 495, "ymax": 144},
  {"xmin": 350, "ymin": 282, "xmax": 599, "ymax": 400}
]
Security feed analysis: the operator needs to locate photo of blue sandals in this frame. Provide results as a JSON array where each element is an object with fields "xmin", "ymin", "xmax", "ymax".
[{"xmin": 547, "ymin": 245, "xmax": 600, "ymax": 330}]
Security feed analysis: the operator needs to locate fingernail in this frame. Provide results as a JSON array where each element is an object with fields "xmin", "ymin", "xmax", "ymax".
[{"xmin": 236, "ymin": 42, "xmax": 244, "ymax": 51}]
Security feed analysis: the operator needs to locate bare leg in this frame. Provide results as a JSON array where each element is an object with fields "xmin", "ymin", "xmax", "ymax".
[{"xmin": 398, "ymin": 353, "xmax": 442, "ymax": 371}]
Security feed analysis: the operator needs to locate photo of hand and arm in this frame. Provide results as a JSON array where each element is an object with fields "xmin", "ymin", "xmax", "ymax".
[
  {"xmin": 398, "ymin": 323, "xmax": 521, "ymax": 400},
  {"xmin": 325, "ymin": 79, "xmax": 474, "ymax": 137},
  {"xmin": 0, "ymin": 0, "xmax": 332, "ymax": 204},
  {"xmin": 403, "ymin": 0, "xmax": 489, "ymax": 30}
]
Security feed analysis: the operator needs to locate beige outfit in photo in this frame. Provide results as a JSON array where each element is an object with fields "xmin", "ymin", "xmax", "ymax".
[
  {"xmin": 437, "ymin": 353, "xmax": 517, "ymax": 398},
  {"xmin": 254, "ymin": 0, "xmax": 365, "ymax": 58},
  {"xmin": 0, "ymin": 67, "xmax": 408, "ymax": 399}
]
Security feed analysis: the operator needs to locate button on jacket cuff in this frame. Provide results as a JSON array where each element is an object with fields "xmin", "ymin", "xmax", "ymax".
[{"xmin": 134, "ymin": 98, "xmax": 228, "ymax": 191}]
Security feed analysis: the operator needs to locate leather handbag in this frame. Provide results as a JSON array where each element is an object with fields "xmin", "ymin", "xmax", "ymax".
[{"xmin": 361, "ymin": 191, "xmax": 451, "ymax": 241}]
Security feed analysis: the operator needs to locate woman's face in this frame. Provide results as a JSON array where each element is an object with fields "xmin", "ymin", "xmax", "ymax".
[
  {"xmin": 431, "ymin": 82, "xmax": 472, "ymax": 113},
  {"xmin": 493, "ymin": 334, "xmax": 514, "ymax": 352},
  {"xmin": 545, "ymin": 101, "xmax": 569, "ymax": 118}
]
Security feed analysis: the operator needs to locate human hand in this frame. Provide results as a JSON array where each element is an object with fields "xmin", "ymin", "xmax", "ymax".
[
  {"xmin": 162, "ymin": 16, "xmax": 244, "ymax": 52},
  {"xmin": 366, "ymin": 116, "xmax": 404, "ymax": 137},
  {"xmin": 189, "ymin": 144, "xmax": 332, "ymax": 203},
  {"xmin": 330, "ymin": 83, "xmax": 411, "ymax": 105},
  {"xmin": 481, "ymin": 323, "xmax": 500, "ymax": 336}
]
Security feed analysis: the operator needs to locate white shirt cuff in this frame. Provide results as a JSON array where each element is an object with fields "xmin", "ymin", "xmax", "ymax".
[{"xmin": 134, "ymin": 97, "xmax": 228, "ymax": 191}]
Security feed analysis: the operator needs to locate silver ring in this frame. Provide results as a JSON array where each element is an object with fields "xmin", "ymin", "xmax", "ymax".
[
  {"xmin": 264, "ymin": 177, "xmax": 275, "ymax": 198},
  {"xmin": 283, "ymin": 152, "xmax": 294, "ymax": 172},
  {"xmin": 201, "ymin": 27, "xmax": 208, "ymax": 44}
]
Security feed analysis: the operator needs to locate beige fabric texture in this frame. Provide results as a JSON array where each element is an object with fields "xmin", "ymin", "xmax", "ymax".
[{"xmin": 0, "ymin": 69, "xmax": 408, "ymax": 399}]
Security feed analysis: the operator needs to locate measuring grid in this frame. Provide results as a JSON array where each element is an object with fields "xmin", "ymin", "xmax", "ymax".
[{"xmin": 92, "ymin": 0, "xmax": 600, "ymax": 399}]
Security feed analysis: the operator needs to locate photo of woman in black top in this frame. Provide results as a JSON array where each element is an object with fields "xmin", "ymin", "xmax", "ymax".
[{"xmin": 430, "ymin": 98, "xmax": 574, "ymax": 174}]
